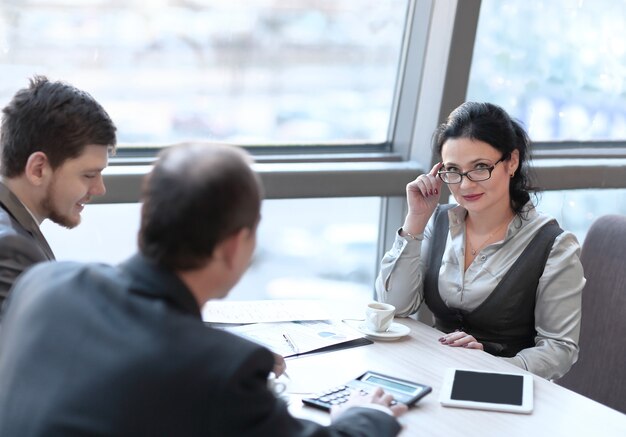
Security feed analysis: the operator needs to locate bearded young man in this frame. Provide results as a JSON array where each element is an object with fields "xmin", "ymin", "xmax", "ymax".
[{"xmin": 0, "ymin": 76, "xmax": 117, "ymax": 313}]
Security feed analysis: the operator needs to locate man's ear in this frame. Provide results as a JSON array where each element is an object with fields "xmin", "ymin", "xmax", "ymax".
[
  {"xmin": 24, "ymin": 152, "xmax": 51, "ymax": 186},
  {"xmin": 217, "ymin": 228, "xmax": 249, "ymax": 270}
]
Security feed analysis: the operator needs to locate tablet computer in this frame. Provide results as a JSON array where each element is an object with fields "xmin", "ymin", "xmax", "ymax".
[{"xmin": 439, "ymin": 368, "xmax": 533, "ymax": 414}]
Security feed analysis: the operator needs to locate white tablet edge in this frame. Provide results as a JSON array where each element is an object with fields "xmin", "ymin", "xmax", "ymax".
[{"xmin": 439, "ymin": 368, "xmax": 534, "ymax": 414}]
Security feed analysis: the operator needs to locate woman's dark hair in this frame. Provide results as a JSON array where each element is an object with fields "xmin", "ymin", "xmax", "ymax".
[{"xmin": 433, "ymin": 101, "xmax": 537, "ymax": 214}]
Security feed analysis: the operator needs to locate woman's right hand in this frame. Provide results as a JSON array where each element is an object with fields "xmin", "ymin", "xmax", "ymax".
[{"xmin": 402, "ymin": 162, "xmax": 444, "ymax": 235}]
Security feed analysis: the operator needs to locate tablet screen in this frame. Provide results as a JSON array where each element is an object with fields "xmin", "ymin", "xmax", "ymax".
[{"xmin": 451, "ymin": 370, "xmax": 523, "ymax": 405}]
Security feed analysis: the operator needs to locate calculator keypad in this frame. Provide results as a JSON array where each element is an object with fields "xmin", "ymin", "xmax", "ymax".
[{"xmin": 302, "ymin": 385, "xmax": 368, "ymax": 411}]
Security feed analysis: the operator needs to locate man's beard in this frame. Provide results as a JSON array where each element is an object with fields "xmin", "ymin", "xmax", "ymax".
[{"xmin": 41, "ymin": 182, "xmax": 80, "ymax": 229}]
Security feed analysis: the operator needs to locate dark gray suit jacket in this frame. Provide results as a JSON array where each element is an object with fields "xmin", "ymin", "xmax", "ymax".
[
  {"xmin": 0, "ymin": 182, "xmax": 55, "ymax": 312},
  {"xmin": 0, "ymin": 254, "xmax": 401, "ymax": 437}
]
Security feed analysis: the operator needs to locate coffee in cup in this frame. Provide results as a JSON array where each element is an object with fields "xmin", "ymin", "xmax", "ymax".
[{"xmin": 365, "ymin": 302, "xmax": 395, "ymax": 332}]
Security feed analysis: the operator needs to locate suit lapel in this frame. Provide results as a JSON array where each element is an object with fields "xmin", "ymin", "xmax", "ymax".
[{"xmin": 0, "ymin": 182, "xmax": 55, "ymax": 260}]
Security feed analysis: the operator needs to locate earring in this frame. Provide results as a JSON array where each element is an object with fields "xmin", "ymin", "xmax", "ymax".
[{"xmin": 510, "ymin": 174, "xmax": 514, "ymax": 178}]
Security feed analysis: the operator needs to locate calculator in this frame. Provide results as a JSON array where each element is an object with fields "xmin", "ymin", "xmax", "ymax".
[{"xmin": 302, "ymin": 371, "xmax": 432, "ymax": 411}]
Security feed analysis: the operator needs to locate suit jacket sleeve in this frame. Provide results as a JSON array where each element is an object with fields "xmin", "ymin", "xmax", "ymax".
[
  {"xmin": 0, "ymin": 233, "xmax": 49, "ymax": 305},
  {"xmin": 213, "ymin": 345, "xmax": 401, "ymax": 437}
]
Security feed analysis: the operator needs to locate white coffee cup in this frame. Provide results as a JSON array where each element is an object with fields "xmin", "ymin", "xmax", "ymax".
[
  {"xmin": 267, "ymin": 373, "xmax": 287, "ymax": 397},
  {"xmin": 365, "ymin": 302, "xmax": 396, "ymax": 332}
]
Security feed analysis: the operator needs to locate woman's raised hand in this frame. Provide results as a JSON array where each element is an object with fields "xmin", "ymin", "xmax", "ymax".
[{"xmin": 402, "ymin": 162, "xmax": 444, "ymax": 235}]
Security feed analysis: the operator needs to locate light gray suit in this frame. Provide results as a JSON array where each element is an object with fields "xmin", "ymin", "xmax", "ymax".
[{"xmin": 0, "ymin": 182, "xmax": 54, "ymax": 313}]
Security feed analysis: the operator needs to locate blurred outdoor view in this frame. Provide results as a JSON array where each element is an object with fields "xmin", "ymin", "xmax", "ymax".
[
  {"xmin": 467, "ymin": 0, "xmax": 626, "ymax": 240},
  {"xmin": 5, "ymin": 1, "xmax": 625, "ymax": 144},
  {"xmin": 468, "ymin": 0, "xmax": 626, "ymax": 141},
  {"xmin": 7, "ymin": 0, "xmax": 626, "ymax": 302},
  {"xmin": 0, "ymin": 0, "xmax": 408, "ymax": 145},
  {"xmin": 42, "ymin": 198, "xmax": 382, "ymax": 302}
]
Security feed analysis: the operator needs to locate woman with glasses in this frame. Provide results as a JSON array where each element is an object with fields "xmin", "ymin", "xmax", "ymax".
[{"xmin": 375, "ymin": 102, "xmax": 584, "ymax": 381}]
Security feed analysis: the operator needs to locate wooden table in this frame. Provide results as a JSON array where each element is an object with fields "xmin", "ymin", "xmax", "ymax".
[{"xmin": 284, "ymin": 318, "xmax": 626, "ymax": 436}]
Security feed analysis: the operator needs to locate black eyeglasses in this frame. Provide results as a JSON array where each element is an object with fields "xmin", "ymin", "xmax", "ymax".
[{"xmin": 437, "ymin": 157, "xmax": 505, "ymax": 184}]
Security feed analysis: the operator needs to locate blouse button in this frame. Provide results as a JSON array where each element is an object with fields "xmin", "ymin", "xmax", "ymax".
[{"xmin": 480, "ymin": 255, "xmax": 486, "ymax": 261}]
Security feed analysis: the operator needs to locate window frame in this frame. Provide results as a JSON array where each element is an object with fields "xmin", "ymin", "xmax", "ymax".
[
  {"xmin": 97, "ymin": 0, "xmax": 626, "ymax": 201},
  {"xmin": 95, "ymin": 0, "xmax": 626, "ymax": 290}
]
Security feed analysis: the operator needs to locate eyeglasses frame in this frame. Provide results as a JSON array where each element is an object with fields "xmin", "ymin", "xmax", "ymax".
[{"xmin": 437, "ymin": 157, "xmax": 506, "ymax": 184}]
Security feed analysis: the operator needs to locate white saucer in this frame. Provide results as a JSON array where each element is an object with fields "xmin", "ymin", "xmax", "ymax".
[{"xmin": 356, "ymin": 322, "xmax": 411, "ymax": 340}]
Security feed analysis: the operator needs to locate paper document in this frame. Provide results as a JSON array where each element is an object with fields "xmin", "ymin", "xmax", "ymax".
[
  {"xmin": 223, "ymin": 320, "xmax": 369, "ymax": 358},
  {"xmin": 202, "ymin": 299, "xmax": 331, "ymax": 324}
]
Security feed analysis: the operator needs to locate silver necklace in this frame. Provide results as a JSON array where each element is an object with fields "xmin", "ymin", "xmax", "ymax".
[{"xmin": 467, "ymin": 219, "xmax": 509, "ymax": 256}]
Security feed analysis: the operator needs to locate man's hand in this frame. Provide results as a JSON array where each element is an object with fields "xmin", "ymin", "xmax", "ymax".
[
  {"xmin": 330, "ymin": 387, "xmax": 408, "ymax": 419},
  {"xmin": 272, "ymin": 353, "xmax": 286, "ymax": 377}
]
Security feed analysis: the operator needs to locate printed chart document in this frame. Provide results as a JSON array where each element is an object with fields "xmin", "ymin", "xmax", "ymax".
[{"xmin": 223, "ymin": 320, "xmax": 371, "ymax": 358}]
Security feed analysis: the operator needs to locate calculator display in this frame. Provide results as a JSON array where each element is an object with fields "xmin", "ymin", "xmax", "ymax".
[{"xmin": 362, "ymin": 374, "xmax": 420, "ymax": 395}]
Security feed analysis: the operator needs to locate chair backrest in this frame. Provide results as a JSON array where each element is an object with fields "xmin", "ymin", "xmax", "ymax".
[{"xmin": 556, "ymin": 214, "xmax": 626, "ymax": 414}]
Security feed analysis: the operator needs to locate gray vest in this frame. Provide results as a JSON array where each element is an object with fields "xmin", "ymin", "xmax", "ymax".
[{"xmin": 423, "ymin": 205, "xmax": 563, "ymax": 357}]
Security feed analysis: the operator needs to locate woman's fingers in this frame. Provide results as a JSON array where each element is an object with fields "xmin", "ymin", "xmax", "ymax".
[
  {"xmin": 408, "ymin": 173, "xmax": 440, "ymax": 198},
  {"xmin": 408, "ymin": 162, "xmax": 444, "ymax": 197},
  {"xmin": 464, "ymin": 341, "xmax": 484, "ymax": 351},
  {"xmin": 429, "ymin": 161, "xmax": 444, "ymax": 177},
  {"xmin": 438, "ymin": 331, "xmax": 483, "ymax": 350},
  {"xmin": 451, "ymin": 335, "xmax": 476, "ymax": 347},
  {"xmin": 404, "ymin": 162, "xmax": 444, "ymax": 223},
  {"xmin": 438, "ymin": 331, "xmax": 466, "ymax": 344}
]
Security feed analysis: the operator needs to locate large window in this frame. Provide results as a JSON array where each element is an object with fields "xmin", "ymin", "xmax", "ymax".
[
  {"xmin": 537, "ymin": 189, "xmax": 626, "ymax": 243},
  {"xmin": 13, "ymin": 1, "xmax": 419, "ymax": 304},
  {"xmin": 18, "ymin": 0, "xmax": 626, "ymax": 302},
  {"xmin": 1, "ymin": 0, "xmax": 409, "ymax": 147},
  {"xmin": 459, "ymin": 0, "xmax": 626, "ymax": 244},
  {"xmin": 468, "ymin": 0, "xmax": 626, "ymax": 142},
  {"xmin": 42, "ymin": 197, "xmax": 381, "ymax": 302}
]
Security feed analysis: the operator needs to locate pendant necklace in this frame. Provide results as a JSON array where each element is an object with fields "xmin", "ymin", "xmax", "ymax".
[{"xmin": 467, "ymin": 219, "xmax": 509, "ymax": 256}]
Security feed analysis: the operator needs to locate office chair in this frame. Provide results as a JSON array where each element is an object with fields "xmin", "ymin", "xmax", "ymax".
[{"xmin": 556, "ymin": 214, "xmax": 626, "ymax": 414}]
